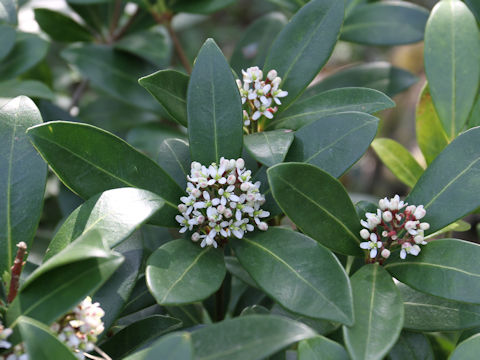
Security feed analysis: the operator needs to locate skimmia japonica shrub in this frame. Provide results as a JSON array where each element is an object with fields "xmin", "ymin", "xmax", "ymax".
[{"xmin": 1, "ymin": 0, "xmax": 480, "ymax": 359}]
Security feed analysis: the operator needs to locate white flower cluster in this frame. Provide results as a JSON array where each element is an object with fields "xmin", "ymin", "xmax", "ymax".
[
  {"xmin": 0, "ymin": 324, "xmax": 12, "ymax": 351},
  {"xmin": 176, "ymin": 158, "xmax": 270, "ymax": 248},
  {"xmin": 236, "ymin": 67, "xmax": 288, "ymax": 129},
  {"xmin": 0, "ymin": 322, "xmax": 26, "ymax": 360},
  {"xmin": 359, "ymin": 195, "xmax": 430, "ymax": 262}
]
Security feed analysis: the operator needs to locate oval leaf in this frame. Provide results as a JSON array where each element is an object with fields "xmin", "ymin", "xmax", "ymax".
[
  {"xmin": 187, "ymin": 38, "xmax": 243, "ymax": 164},
  {"xmin": 157, "ymin": 138, "xmax": 191, "ymax": 189},
  {"xmin": 298, "ymin": 336, "xmax": 349, "ymax": 360},
  {"xmin": 0, "ymin": 79, "xmax": 54, "ymax": 100},
  {"xmin": 244, "ymin": 129, "xmax": 294, "ymax": 167},
  {"xmin": 449, "ymin": 334, "xmax": 480, "ymax": 360},
  {"xmin": 232, "ymin": 227, "xmax": 353, "ymax": 325},
  {"xmin": 343, "ymin": 264, "xmax": 404, "ymax": 360},
  {"xmin": 34, "ymin": 8, "xmax": 93, "ymax": 42},
  {"xmin": 146, "ymin": 239, "xmax": 226, "ymax": 305},
  {"xmin": 267, "ymin": 163, "xmax": 362, "ymax": 255}
]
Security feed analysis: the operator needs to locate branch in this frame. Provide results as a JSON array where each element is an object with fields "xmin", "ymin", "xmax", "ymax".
[{"xmin": 7, "ymin": 242, "xmax": 27, "ymax": 303}]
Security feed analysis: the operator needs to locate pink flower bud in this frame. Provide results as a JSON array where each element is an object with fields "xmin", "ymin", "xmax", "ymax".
[{"xmin": 381, "ymin": 249, "xmax": 391, "ymax": 259}]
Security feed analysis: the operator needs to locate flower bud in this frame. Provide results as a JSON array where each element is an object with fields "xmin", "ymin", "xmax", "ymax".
[
  {"xmin": 360, "ymin": 229, "xmax": 370, "ymax": 240},
  {"xmin": 178, "ymin": 204, "xmax": 187, "ymax": 213},
  {"xmin": 258, "ymin": 222, "xmax": 268, "ymax": 231},
  {"xmin": 236, "ymin": 158, "xmax": 245, "ymax": 170},
  {"xmin": 381, "ymin": 249, "xmax": 391, "ymax": 259},
  {"xmin": 413, "ymin": 205, "xmax": 426, "ymax": 219},
  {"xmin": 419, "ymin": 222, "xmax": 430, "ymax": 230},
  {"xmin": 267, "ymin": 69, "xmax": 277, "ymax": 81},
  {"xmin": 224, "ymin": 208, "xmax": 233, "ymax": 218},
  {"xmin": 240, "ymin": 182, "xmax": 250, "ymax": 192},
  {"xmin": 414, "ymin": 235, "xmax": 424, "ymax": 244},
  {"xmin": 191, "ymin": 232, "xmax": 200, "ymax": 242},
  {"xmin": 382, "ymin": 211, "xmax": 393, "ymax": 222}
]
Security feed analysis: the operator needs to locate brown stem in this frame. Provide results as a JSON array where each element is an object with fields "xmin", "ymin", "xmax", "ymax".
[
  {"xmin": 108, "ymin": 0, "xmax": 123, "ymax": 40},
  {"xmin": 111, "ymin": 7, "xmax": 140, "ymax": 42},
  {"xmin": 69, "ymin": 80, "xmax": 89, "ymax": 112},
  {"xmin": 7, "ymin": 242, "xmax": 27, "ymax": 303}
]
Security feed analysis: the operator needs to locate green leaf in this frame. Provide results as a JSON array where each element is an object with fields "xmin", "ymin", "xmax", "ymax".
[
  {"xmin": 232, "ymin": 227, "xmax": 353, "ymax": 325},
  {"xmin": 61, "ymin": 44, "xmax": 164, "ymax": 113},
  {"xmin": 345, "ymin": 0, "xmax": 366, "ymax": 18},
  {"xmin": 406, "ymin": 126, "xmax": 480, "ymax": 234},
  {"xmin": 268, "ymin": 87, "xmax": 393, "ymax": 130},
  {"xmin": 465, "ymin": 0, "xmax": 480, "ymax": 21},
  {"xmin": 34, "ymin": 8, "xmax": 93, "ymax": 42},
  {"xmin": 343, "ymin": 264, "xmax": 404, "ymax": 360},
  {"xmin": 244, "ymin": 130, "xmax": 294, "ymax": 167},
  {"xmin": 187, "ymin": 38, "xmax": 243, "ymax": 164},
  {"xmin": 398, "ymin": 283, "xmax": 480, "ymax": 331},
  {"xmin": 415, "ymin": 84, "xmax": 449, "ymax": 165},
  {"xmin": 467, "ymin": 95, "xmax": 480, "ymax": 128},
  {"xmin": 0, "ymin": 97, "xmax": 47, "ymax": 276},
  {"xmin": 0, "ymin": 32, "xmax": 49, "ymax": 80},
  {"xmin": 385, "ymin": 238, "xmax": 480, "ymax": 304},
  {"xmin": 27, "ymin": 121, "xmax": 183, "ymax": 227},
  {"xmin": 426, "ymin": 219, "xmax": 471, "ymax": 239},
  {"xmin": 0, "ymin": 79, "xmax": 54, "ymax": 100},
  {"xmin": 303, "ymin": 62, "xmax": 418, "ymax": 98},
  {"xmin": 267, "ymin": 163, "xmax": 362, "ymax": 255},
  {"xmin": 170, "ymin": 0, "xmax": 236, "ymax": 14},
  {"xmin": 263, "ymin": 0, "xmax": 344, "ymax": 108},
  {"xmin": 424, "ymin": 0, "xmax": 480, "ymax": 139},
  {"xmin": 286, "ymin": 112, "xmax": 379, "ymax": 178},
  {"xmin": 157, "ymin": 138, "xmax": 191, "ymax": 189},
  {"xmin": 387, "ymin": 331, "xmax": 434, "ymax": 360},
  {"xmin": 144, "ymin": 332, "xmax": 193, "ymax": 360},
  {"xmin": 191, "ymin": 315, "xmax": 316, "ymax": 360},
  {"xmin": 449, "ymin": 333, "xmax": 480, "ymax": 360},
  {"xmin": 0, "ymin": 0, "xmax": 16, "ymax": 25},
  {"xmin": 0, "ymin": 24, "xmax": 15, "ymax": 61},
  {"xmin": 17, "ymin": 316, "xmax": 77, "ymax": 359},
  {"xmin": 298, "ymin": 336, "xmax": 349, "ymax": 360},
  {"xmin": 146, "ymin": 239, "xmax": 226, "ymax": 305},
  {"xmin": 99, "ymin": 315, "xmax": 182, "ymax": 358},
  {"xmin": 6, "ymin": 231, "xmax": 124, "ymax": 328},
  {"xmin": 224, "ymin": 256, "xmax": 258, "ymax": 288},
  {"xmin": 44, "ymin": 188, "xmax": 164, "ymax": 260},
  {"xmin": 115, "ymin": 26, "xmax": 172, "ymax": 67},
  {"xmin": 230, "ymin": 12, "xmax": 287, "ymax": 75},
  {"xmin": 371, "ymin": 138, "xmax": 424, "ymax": 188},
  {"xmin": 341, "ymin": 2, "xmax": 429, "ymax": 45}
]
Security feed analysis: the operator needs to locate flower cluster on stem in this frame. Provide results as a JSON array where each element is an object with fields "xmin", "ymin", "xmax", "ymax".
[
  {"xmin": 236, "ymin": 67, "xmax": 288, "ymax": 133},
  {"xmin": 359, "ymin": 195, "xmax": 430, "ymax": 264},
  {"xmin": 176, "ymin": 158, "xmax": 270, "ymax": 248}
]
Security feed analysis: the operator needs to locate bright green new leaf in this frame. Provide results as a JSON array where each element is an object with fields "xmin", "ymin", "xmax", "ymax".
[
  {"xmin": 34, "ymin": 8, "xmax": 93, "ymax": 42},
  {"xmin": 388, "ymin": 331, "xmax": 434, "ymax": 360},
  {"xmin": 244, "ymin": 129, "xmax": 294, "ymax": 167},
  {"xmin": 298, "ymin": 336, "xmax": 350, "ymax": 360}
]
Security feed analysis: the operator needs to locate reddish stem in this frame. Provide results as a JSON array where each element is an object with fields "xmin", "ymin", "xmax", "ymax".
[{"xmin": 7, "ymin": 242, "xmax": 27, "ymax": 303}]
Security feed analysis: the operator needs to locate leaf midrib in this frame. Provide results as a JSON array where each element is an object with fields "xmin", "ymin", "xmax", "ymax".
[{"xmin": 385, "ymin": 261, "xmax": 480, "ymax": 278}]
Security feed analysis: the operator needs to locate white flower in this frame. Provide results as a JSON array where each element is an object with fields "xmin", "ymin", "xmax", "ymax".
[
  {"xmin": 360, "ymin": 239, "xmax": 383, "ymax": 259},
  {"xmin": 360, "ymin": 229, "xmax": 370, "ymax": 240}
]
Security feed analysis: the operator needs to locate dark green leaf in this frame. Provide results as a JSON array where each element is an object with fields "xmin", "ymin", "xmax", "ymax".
[
  {"xmin": 0, "ymin": 97, "xmax": 47, "ymax": 275},
  {"xmin": 341, "ymin": 2, "xmax": 428, "ymax": 45},
  {"xmin": 0, "ymin": 0, "xmax": 16, "ymax": 25},
  {"xmin": 268, "ymin": 163, "xmax": 362, "ymax": 255},
  {"xmin": 0, "ymin": 79, "xmax": 54, "ymax": 100},
  {"xmin": 0, "ymin": 24, "xmax": 15, "ymax": 61},
  {"xmin": 234, "ymin": 227, "xmax": 353, "ymax": 324},
  {"xmin": 385, "ymin": 238, "xmax": 480, "ymax": 304},
  {"xmin": 146, "ymin": 239, "xmax": 226, "ymax": 305},
  {"xmin": 170, "ymin": 0, "xmax": 236, "ymax": 14},
  {"xmin": 424, "ymin": 0, "xmax": 480, "ymax": 138},
  {"xmin": 343, "ymin": 264, "xmax": 404, "ymax": 360},
  {"xmin": 252, "ymin": 166, "xmax": 282, "ymax": 217},
  {"xmin": 164, "ymin": 304, "xmax": 204, "ymax": 329},
  {"xmin": 398, "ymin": 283, "xmax": 480, "ymax": 331},
  {"xmin": 407, "ymin": 126, "xmax": 480, "ymax": 234},
  {"xmin": 387, "ymin": 331, "xmax": 434, "ymax": 360},
  {"xmin": 298, "ymin": 336, "xmax": 349, "ymax": 360},
  {"xmin": 264, "ymin": 0, "xmax": 344, "ymax": 108},
  {"xmin": 286, "ymin": 112, "xmax": 379, "ymax": 178},
  {"xmin": 465, "ymin": 0, "xmax": 480, "ymax": 22},
  {"xmin": 303, "ymin": 62, "xmax": 418, "ymax": 98},
  {"xmin": 244, "ymin": 130, "xmax": 294, "ymax": 167},
  {"xmin": 467, "ymin": 96, "xmax": 480, "ymax": 128},
  {"xmin": 187, "ymin": 38, "xmax": 243, "ymax": 164},
  {"xmin": 34, "ymin": 8, "xmax": 93, "ymax": 42},
  {"xmin": 449, "ymin": 333, "xmax": 480, "ymax": 360},
  {"xmin": 144, "ymin": 332, "xmax": 193, "ymax": 360},
  {"xmin": 224, "ymin": 256, "xmax": 258, "ymax": 288},
  {"xmin": 100, "ymin": 315, "xmax": 182, "ymax": 358},
  {"xmin": 268, "ymin": 87, "xmax": 393, "ymax": 130},
  {"xmin": 157, "ymin": 138, "xmax": 191, "ymax": 189},
  {"xmin": 371, "ymin": 138, "xmax": 423, "ymax": 188},
  {"xmin": 191, "ymin": 315, "xmax": 316, "ymax": 360},
  {"xmin": 27, "ymin": 121, "xmax": 183, "ymax": 227},
  {"xmin": 230, "ymin": 12, "xmax": 287, "ymax": 75},
  {"xmin": 345, "ymin": 0, "xmax": 366, "ymax": 18}
]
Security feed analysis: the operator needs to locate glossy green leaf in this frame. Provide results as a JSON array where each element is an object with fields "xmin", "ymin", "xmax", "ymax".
[
  {"xmin": 0, "ymin": 79, "xmax": 54, "ymax": 100},
  {"xmin": 287, "ymin": 112, "xmax": 379, "ymax": 178},
  {"xmin": 232, "ymin": 227, "xmax": 353, "ymax": 324},
  {"xmin": 191, "ymin": 315, "xmax": 316, "ymax": 360},
  {"xmin": 415, "ymin": 84, "xmax": 449, "ymax": 165},
  {"xmin": 100, "ymin": 315, "xmax": 182, "ymax": 358},
  {"xmin": 61, "ymin": 44, "xmax": 163, "ymax": 113},
  {"xmin": 145, "ymin": 332, "xmax": 193, "ymax": 360},
  {"xmin": 303, "ymin": 62, "xmax": 418, "ymax": 98},
  {"xmin": 268, "ymin": 87, "xmax": 393, "ymax": 130},
  {"xmin": 387, "ymin": 331, "xmax": 434, "ymax": 360},
  {"xmin": 252, "ymin": 166, "xmax": 282, "ymax": 217},
  {"xmin": 345, "ymin": 0, "xmax": 366, "ymax": 18},
  {"xmin": 0, "ymin": 24, "xmax": 15, "ymax": 61},
  {"xmin": 6, "ymin": 231, "xmax": 124, "ymax": 328},
  {"xmin": 268, "ymin": 163, "xmax": 362, "ymax": 255},
  {"xmin": 407, "ymin": 126, "xmax": 480, "ymax": 234},
  {"xmin": 187, "ymin": 38, "xmax": 243, "ymax": 164},
  {"xmin": 385, "ymin": 238, "xmax": 480, "ymax": 304},
  {"xmin": 139, "ymin": 71, "xmax": 188, "ymax": 128},
  {"xmin": 244, "ymin": 130, "xmax": 294, "ymax": 167},
  {"xmin": 342, "ymin": 2, "xmax": 429, "ymax": 45},
  {"xmin": 0, "ymin": 0, "xmax": 16, "ymax": 25},
  {"xmin": 298, "ymin": 336, "xmax": 349, "ymax": 360},
  {"xmin": 424, "ymin": 0, "xmax": 480, "ymax": 138},
  {"xmin": 263, "ymin": 0, "xmax": 344, "ymax": 108},
  {"xmin": 343, "ymin": 264, "xmax": 404, "ymax": 360},
  {"xmin": 230, "ymin": 12, "xmax": 287, "ymax": 75},
  {"xmin": 398, "ymin": 283, "xmax": 480, "ymax": 331},
  {"xmin": 17, "ymin": 316, "xmax": 77, "ymax": 360},
  {"xmin": 0, "ymin": 32, "xmax": 49, "ymax": 80},
  {"xmin": 465, "ymin": 0, "xmax": 480, "ymax": 21},
  {"xmin": 467, "ymin": 96, "xmax": 480, "ymax": 128},
  {"xmin": 450, "ymin": 334, "xmax": 480, "ymax": 360},
  {"xmin": 146, "ymin": 239, "xmax": 226, "ymax": 305},
  {"xmin": 224, "ymin": 256, "xmax": 258, "ymax": 288},
  {"xmin": 157, "ymin": 138, "xmax": 191, "ymax": 189},
  {"xmin": 27, "ymin": 121, "xmax": 183, "ymax": 227},
  {"xmin": 34, "ymin": 8, "xmax": 93, "ymax": 42},
  {"xmin": 170, "ymin": 0, "xmax": 236, "ymax": 14},
  {"xmin": 371, "ymin": 138, "xmax": 424, "ymax": 188},
  {"xmin": 0, "ymin": 97, "xmax": 47, "ymax": 276},
  {"xmin": 45, "ymin": 188, "xmax": 164, "ymax": 260}
]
